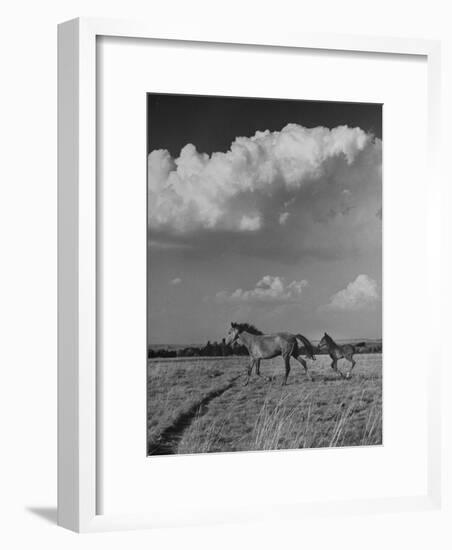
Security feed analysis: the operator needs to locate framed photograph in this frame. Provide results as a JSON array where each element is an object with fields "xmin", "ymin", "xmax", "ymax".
[
  {"xmin": 146, "ymin": 92, "xmax": 383, "ymax": 457},
  {"xmin": 58, "ymin": 18, "xmax": 443, "ymax": 532}
]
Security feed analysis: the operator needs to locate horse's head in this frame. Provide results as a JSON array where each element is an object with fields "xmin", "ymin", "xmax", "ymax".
[{"xmin": 226, "ymin": 322, "xmax": 241, "ymax": 345}]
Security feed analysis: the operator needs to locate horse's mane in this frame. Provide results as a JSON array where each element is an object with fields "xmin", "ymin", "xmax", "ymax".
[{"xmin": 231, "ymin": 322, "xmax": 263, "ymax": 335}]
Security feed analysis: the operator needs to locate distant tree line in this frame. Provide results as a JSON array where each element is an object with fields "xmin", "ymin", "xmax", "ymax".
[
  {"xmin": 355, "ymin": 342, "xmax": 382, "ymax": 354},
  {"xmin": 147, "ymin": 338, "xmax": 249, "ymax": 359},
  {"xmin": 148, "ymin": 338, "xmax": 382, "ymax": 359}
]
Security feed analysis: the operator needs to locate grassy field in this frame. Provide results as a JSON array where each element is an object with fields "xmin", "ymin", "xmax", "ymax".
[{"xmin": 147, "ymin": 354, "xmax": 382, "ymax": 455}]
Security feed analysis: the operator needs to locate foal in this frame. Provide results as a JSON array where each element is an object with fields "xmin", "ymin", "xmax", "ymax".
[{"xmin": 318, "ymin": 332, "xmax": 357, "ymax": 379}]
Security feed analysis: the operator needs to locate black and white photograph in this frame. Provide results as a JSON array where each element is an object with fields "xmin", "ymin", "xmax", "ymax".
[{"xmin": 147, "ymin": 93, "xmax": 382, "ymax": 456}]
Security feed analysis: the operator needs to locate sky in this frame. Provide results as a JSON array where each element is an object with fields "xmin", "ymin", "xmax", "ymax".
[{"xmin": 147, "ymin": 94, "xmax": 382, "ymax": 345}]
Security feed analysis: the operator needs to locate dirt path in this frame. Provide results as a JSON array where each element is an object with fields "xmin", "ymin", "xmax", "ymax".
[{"xmin": 148, "ymin": 374, "xmax": 242, "ymax": 455}]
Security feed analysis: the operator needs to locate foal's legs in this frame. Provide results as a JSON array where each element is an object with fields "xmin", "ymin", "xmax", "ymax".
[
  {"xmin": 330, "ymin": 357, "xmax": 337, "ymax": 373},
  {"xmin": 330, "ymin": 357, "xmax": 345, "ymax": 378}
]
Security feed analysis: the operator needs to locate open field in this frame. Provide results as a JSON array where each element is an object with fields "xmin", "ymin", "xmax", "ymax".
[{"xmin": 147, "ymin": 354, "xmax": 382, "ymax": 455}]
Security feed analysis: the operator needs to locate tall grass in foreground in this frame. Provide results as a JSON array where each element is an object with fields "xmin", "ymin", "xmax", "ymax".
[
  {"xmin": 360, "ymin": 402, "xmax": 383, "ymax": 446},
  {"xmin": 176, "ymin": 391, "xmax": 382, "ymax": 454},
  {"xmin": 252, "ymin": 393, "xmax": 314, "ymax": 450},
  {"xmin": 177, "ymin": 411, "xmax": 227, "ymax": 454},
  {"xmin": 252, "ymin": 392, "xmax": 382, "ymax": 450}
]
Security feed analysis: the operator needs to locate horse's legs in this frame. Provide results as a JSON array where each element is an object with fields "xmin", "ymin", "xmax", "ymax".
[
  {"xmin": 244, "ymin": 359, "xmax": 255, "ymax": 386},
  {"xmin": 254, "ymin": 359, "xmax": 270, "ymax": 382},
  {"xmin": 255, "ymin": 359, "xmax": 261, "ymax": 376},
  {"xmin": 294, "ymin": 355, "xmax": 313, "ymax": 381},
  {"xmin": 346, "ymin": 356, "xmax": 356, "ymax": 379},
  {"xmin": 282, "ymin": 355, "xmax": 291, "ymax": 385}
]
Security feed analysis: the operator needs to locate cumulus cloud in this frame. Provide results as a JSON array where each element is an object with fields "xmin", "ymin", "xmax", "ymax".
[
  {"xmin": 214, "ymin": 275, "xmax": 308, "ymax": 304},
  {"xmin": 239, "ymin": 215, "xmax": 261, "ymax": 231},
  {"xmin": 279, "ymin": 212, "xmax": 290, "ymax": 225},
  {"xmin": 148, "ymin": 124, "xmax": 376, "ymax": 234},
  {"xmin": 322, "ymin": 274, "xmax": 379, "ymax": 311},
  {"xmin": 170, "ymin": 277, "xmax": 182, "ymax": 285}
]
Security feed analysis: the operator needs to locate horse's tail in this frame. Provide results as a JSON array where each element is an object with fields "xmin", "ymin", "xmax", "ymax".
[{"xmin": 295, "ymin": 334, "xmax": 316, "ymax": 360}]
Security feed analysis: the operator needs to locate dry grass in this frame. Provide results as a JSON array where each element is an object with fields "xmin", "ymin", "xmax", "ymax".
[{"xmin": 147, "ymin": 354, "xmax": 382, "ymax": 455}]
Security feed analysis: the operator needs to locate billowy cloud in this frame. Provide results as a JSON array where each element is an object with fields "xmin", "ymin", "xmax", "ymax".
[
  {"xmin": 148, "ymin": 124, "xmax": 378, "ymax": 235},
  {"xmin": 279, "ymin": 212, "xmax": 290, "ymax": 225},
  {"xmin": 239, "ymin": 214, "xmax": 261, "ymax": 231},
  {"xmin": 214, "ymin": 275, "xmax": 308, "ymax": 304},
  {"xmin": 322, "ymin": 274, "xmax": 379, "ymax": 311}
]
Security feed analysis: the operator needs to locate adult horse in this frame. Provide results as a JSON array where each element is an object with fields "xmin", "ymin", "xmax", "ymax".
[
  {"xmin": 318, "ymin": 332, "xmax": 358, "ymax": 379},
  {"xmin": 225, "ymin": 322, "xmax": 316, "ymax": 386}
]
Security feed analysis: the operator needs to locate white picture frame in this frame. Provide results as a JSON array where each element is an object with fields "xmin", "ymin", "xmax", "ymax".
[{"xmin": 58, "ymin": 17, "xmax": 443, "ymax": 532}]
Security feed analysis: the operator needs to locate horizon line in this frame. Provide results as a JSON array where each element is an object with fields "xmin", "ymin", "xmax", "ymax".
[{"xmin": 149, "ymin": 336, "xmax": 383, "ymax": 347}]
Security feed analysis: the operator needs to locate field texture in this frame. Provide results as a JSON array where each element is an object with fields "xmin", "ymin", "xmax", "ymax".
[{"xmin": 147, "ymin": 354, "xmax": 382, "ymax": 455}]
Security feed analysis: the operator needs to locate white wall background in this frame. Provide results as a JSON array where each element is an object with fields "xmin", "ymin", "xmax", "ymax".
[{"xmin": 0, "ymin": 0, "xmax": 450, "ymax": 548}]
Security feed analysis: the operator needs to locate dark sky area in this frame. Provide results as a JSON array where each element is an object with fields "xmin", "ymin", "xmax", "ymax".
[{"xmin": 147, "ymin": 94, "xmax": 382, "ymax": 156}]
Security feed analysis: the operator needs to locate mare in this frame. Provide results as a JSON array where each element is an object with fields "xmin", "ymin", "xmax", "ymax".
[{"xmin": 225, "ymin": 322, "xmax": 316, "ymax": 386}]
